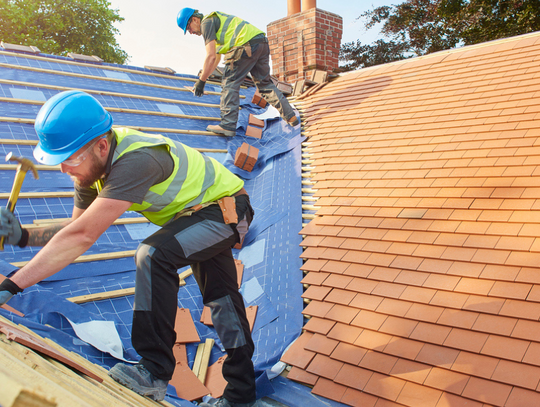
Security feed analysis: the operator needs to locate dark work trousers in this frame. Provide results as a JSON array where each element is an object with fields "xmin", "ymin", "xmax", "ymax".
[
  {"xmin": 219, "ymin": 39, "xmax": 296, "ymax": 132},
  {"xmin": 131, "ymin": 194, "xmax": 256, "ymax": 403}
]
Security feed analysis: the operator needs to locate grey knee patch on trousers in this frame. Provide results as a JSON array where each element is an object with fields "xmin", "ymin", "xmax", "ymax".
[
  {"xmin": 207, "ymin": 295, "xmax": 247, "ymax": 349},
  {"xmin": 175, "ymin": 219, "xmax": 234, "ymax": 258},
  {"xmin": 134, "ymin": 243, "xmax": 155, "ymax": 311}
]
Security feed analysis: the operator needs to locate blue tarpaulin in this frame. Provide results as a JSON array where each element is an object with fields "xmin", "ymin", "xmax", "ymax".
[{"xmin": 0, "ymin": 48, "xmax": 334, "ymax": 406}]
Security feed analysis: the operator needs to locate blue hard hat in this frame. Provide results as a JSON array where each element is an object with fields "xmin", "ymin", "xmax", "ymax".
[
  {"xmin": 177, "ymin": 7, "xmax": 196, "ymax": 34},
  {"xmin": 33, "ymin": 90, "xmax": 113, "ymax": 166}
]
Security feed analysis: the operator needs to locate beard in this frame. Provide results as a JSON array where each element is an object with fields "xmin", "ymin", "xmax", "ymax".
[{"xmin": 71, "ymin": 153, "xmax": 106, "ymax": 188}]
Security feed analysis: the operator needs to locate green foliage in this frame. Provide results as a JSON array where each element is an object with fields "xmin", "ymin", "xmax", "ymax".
[
  {"xmin": 0, "ymin": 0, "xmax": 128, "ymax": 64},
  {"xmin": 340, "ymin": 39, "xmax": 412, "ymax": 71},
  {"xmin": 340, "ymin": 0, "xmax": 540, "ymax": 71}
]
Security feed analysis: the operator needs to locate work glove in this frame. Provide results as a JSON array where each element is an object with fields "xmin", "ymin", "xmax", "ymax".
[
  {"xmin": 0, "ymin": 278, "xmax": 23, "ymax": 306},
  {"xmin": 194, "ymin": 79, "xmax": 206, "ymax": 97},
  {"xmin": 0, "ymin": 207, "xmax": 23, "ymax": 246}
]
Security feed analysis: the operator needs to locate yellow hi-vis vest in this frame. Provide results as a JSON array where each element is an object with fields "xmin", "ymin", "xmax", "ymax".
[
  {"xmin": 204, "ymin": 11, "xmax": 264, "ymax": 54},
  {"xmin": 106, "ymin": 128, "xmax": 244, "ymax": 226}
]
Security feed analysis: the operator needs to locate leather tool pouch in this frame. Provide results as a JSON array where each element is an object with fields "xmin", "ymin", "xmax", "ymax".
[
  {"xmin": 218, "ymin": 196, "xmax": 238, "ymax": 224},
  {"xmin": 224, "ymin": 44, "xmax": 249, "ymax": 65}
]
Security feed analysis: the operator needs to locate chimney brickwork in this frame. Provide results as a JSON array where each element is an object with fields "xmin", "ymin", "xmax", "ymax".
[{"xmin": 267, "ymin": 8, "xmax": 343, "ymax": 83}]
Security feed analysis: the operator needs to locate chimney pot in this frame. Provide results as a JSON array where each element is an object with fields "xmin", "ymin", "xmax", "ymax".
[
  {"xmin": 287, "ymin": 0, "xmax": 301, "ymax": 15},
  {"xmin": 301, "ymin": 0, "xmax": 316, "ymax": 10}
]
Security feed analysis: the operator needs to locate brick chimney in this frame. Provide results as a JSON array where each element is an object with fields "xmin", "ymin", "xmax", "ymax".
[{"xmin": 267, "ymin": 0, "xmax": 343, "ymax": 83}]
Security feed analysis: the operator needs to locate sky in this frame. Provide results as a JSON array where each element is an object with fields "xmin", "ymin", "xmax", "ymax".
[{"xmin": 106, "ymin": 0, "xmax": 390, "ymax": 76}]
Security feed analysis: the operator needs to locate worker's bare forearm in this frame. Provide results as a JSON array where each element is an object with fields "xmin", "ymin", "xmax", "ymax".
[
  {"xmin": 27, "ymin": 221, "xmax": 71, "ymax": 247},
  {"xmin": 200, "ymin": 40, "xmax": 218, "ymax": 82},
  {"xmin": 200, "ymin": 56, "xmax": 217, "ymax": 81}
]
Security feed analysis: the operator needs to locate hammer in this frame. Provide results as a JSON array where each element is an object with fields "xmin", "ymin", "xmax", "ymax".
[{"xmin": 0, "ymin": 153, "xmax": 39, "ymax": 250}]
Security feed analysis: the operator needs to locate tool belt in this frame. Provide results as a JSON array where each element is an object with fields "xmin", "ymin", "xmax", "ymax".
[
  {"xmin": 223, "ymin": 35, "xmax": 267, "ymax": 65},
  {"xmin": 173, "ymin": 187, "xmax": 248, "ymax": 224}
]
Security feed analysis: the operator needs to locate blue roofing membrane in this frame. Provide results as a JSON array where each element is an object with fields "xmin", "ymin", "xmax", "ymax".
[{"xmin": 0, "ymin": 49, "xmax": 338, "ymax": 406}]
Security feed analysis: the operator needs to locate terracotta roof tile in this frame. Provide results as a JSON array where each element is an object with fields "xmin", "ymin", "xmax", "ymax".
[
  {"xmin": 443, "ymin": 328, "xmax": 489, "ymax": 353},
  {"xmin": 286, "ymin": 366, "xmax": 318, "ymax": 386},
  {"xmin": 377, "ymin": 298, "xmax": 414, "ymax": 317},
  {"xmin": 499, "ymin": 299, "xmax": 540, "ymax": 320},
  {"xmin": 334, "ymin": 364, "xmax": 373, "ymax": 390},
  {"xmin": 505, "ymin": 387, "xmax": 540, "ymax": 407},
  {"xmin": 488, "ymin": 281, "xmax": 532, "ymax": 300},
  {"xmin": 461, "ymin": 376, "xmax": 512, "ymax": 406},
  {"xmin": 472, "ymin": 313, "xmax": 518, "ymax": 336},
  {"xmin": 293, "ymin": 33, "xmax": 540, "ymax": 405},
  {"xmin": 350, "ymin": 292, "xmax": 384, "ymax": 310},
  {"xmin": 405, "ymin": 303, "xmax": 445, "ymax": 323},
  {"xmin": 306, "ymin": 354, "xmax": 344, "ymax": 380},
  {"xmin": 300, "ymin": 259, "xmax": 328, "ymax": 272},
  {"xmin": 302, "ymin": 285, "xmax": 332, "ymax": 301},
  {"xmin": 463, "ymin": 294, "xmax": 505, "ymax": 314},
  {"xmin": 327, "ymin": 322, "xmax": 363, "ymax": 344},
  {"xmin": 311, "ymin": 377, "xmax": 348, "ymax": 403},
  {"xmin": 429, "ymin": 290, "xmax": 470, "ymax": 309},
  {"xmin": 492, "ymin": 359, "xmax": 540, "ymax": 390},
  {"xmin": 436, "ymin": 393, "xmax": 485, "ymax": 407},
  {"xmin": 516, "ymin": 267, "xmax": 540, "ymax": 284},
  {"xmin": 511, "ymin": 319, "xmax": 540, "ymax": 341},
  {"xmin": 301, "ymin": 271, "xmax": 330, "ymax": 285},
  {"xmin": 343, "ymin": 263, "xmax": 374, "ymax": 278},
  {"xmin": 424, "ymin": 366, "xmax": 470, "ymax": 394},
  {"xmin": 416, "ymin": 343, "xmax": 459, "ymax": 369},
  {"xmin": 341, "ymin": 388, "xmax": 379, "ymax": 407},
  {"xmin": 451, "ymin": 351, "xmax": 500, "ymax": 378},
  {"xmin": 378, "ymin": 316, "xmax": 418, "ymax": 338},
  {"xmin": 320, "ymin": 260, "xmax": 351, "ymax": 274},
  {"xmin": 303, "ymin": 316, "xmax": 336, "ymax": 335},
  {"xmin": 325, "ymin": 303, "xmax": 360, "ymax": 324},
  {"xmin": 280, "ymin": 332, "xmax": 316, "ymax": 369},
  {"xmin": 396, "ymin": 381, "xmax": 443, "ymax": 407},
  {"xmin": 389, "ymin": 358, "xmax": 431, "ymax": 385},
  {"xmin": 353, "ymin": 330, "xmax": 393, "ymax": 354},
  {"xmin": 480, "ymin": 264, "xmax": 520, "ymax": 281},
  {"xmin": 324, "ymin": 288, "xmax": 356, "ymax": 305},
  {"xmin": 384, "ymin": 336, "xmax": 425, "ymax": 360},
  {"xmin": 330, "ymin": 341, "xmax": 367, "ymax": 365},
  {"xmin": 302, "ymin": 300, "xmax": 334, "ymax": 318},
  {"xmin": 372, "ymin": 282, "xmax": 408, "ymax": 299},
  {"xmin": 368, "ymin": 266, "xmax": 402, "ymax": 282},
  {"xmin": 410, "ymin": 321, "xmax": 451, "ymax": 345},
  {"xmin": 363, "ymin": 372, "xmax": 407, "ymax": 401},
  {"xmin": 437, "ymin": 308, "xmax": 480, "ymax": 329},
  {"xmin": 323, "ymin": 274, "xmax": 354, "ymax": 288},
  {"xmin": 418, "ymin": 258, "xmax": 454, "ymax": 274}
]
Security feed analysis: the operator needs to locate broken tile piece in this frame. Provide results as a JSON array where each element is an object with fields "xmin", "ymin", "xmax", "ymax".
[
  {"xmin": 248, "ymin": 114, "xmax": 264, "ymax": 128},
  {"xmin": 175, "ymin": 307, "xmax": 200, "ymax": 343}
]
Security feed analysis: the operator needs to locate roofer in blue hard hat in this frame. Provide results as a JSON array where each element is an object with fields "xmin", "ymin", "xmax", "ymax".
[
  {"xmin": 0, "ymin": 90, "xmax": 256, "ymax": 405},
  {"xmin": 178, "ymin": 7, "xmax": 299, "ymax": 137}
]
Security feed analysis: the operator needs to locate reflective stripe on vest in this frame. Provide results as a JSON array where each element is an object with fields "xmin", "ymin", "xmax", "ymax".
[
  {"xmin": 111, "ymin": 128, "xmax": 244, "ymax": 226},
  {"xmin": 204, "ymin": 11, "xmax": 264, "ymax": 54}
]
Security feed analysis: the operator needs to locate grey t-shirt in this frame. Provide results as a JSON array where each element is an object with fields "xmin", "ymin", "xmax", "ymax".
[
  {"xmin": 74, "ymin": 144, "xmax": 174, "ymax": 209},
  {"xmin": 201, "ymin": 15, "xmax": 220, "ymax": 45}
]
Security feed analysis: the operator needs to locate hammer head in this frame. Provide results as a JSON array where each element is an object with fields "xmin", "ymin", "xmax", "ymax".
[{"xmin": 5, "ymin": 152, "xmax": 39, "ymax": 179}]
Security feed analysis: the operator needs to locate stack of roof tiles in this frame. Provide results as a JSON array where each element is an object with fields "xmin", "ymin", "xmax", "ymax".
[{"xmin": 284, "ymin": 32, "xmax": 540, "ymax": 407}]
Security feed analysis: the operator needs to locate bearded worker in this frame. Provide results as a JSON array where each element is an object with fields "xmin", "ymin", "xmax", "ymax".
[{"xmin": 0, "ymin": 90, "xmax": 259, "ymax": 407}]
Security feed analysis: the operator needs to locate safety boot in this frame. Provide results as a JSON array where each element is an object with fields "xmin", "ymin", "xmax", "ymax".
[
  {"xmin": 287, "ymin": 115, "xmax": 299, "ymax": 127},
  {"xmin": 108, "ymin": 362, "xmax": 168, "ymax": 401},
  {"xmin": 207, "ymin": 124, "xmax": 236, "ymax": 137}
]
